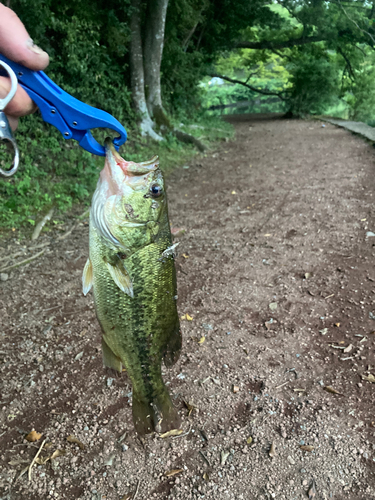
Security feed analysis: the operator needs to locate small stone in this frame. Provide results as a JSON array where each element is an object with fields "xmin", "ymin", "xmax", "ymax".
[
  {"xmin": 287, "ymin": 456, "xmax": 295, "ymax": 465},
  {"xmin": 0, "ymin": 273, "xmax": 9, "ymax": 282},
  {"xmin": 107, "ymin": 378, "xmax": 114, "ymax": 387},
  {"xmin": 121, "ymin": 444, "xmax": 128, "ymax": 452}
]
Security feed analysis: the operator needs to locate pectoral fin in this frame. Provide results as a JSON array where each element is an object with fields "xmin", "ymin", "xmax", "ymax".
[
  {"xmin": 106, "ymin": 259, "xmax": 134, "ymax": 298},
  {"xmin": 82, "ymin": 258, "xmax": 93, "ymax": 296}
]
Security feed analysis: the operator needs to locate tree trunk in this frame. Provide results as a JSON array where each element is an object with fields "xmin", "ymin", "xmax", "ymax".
[
  {"xmin": 144, "ymin": 0, "xmax": 171, "ymax": 128},
  {"xmin": 130, "ymin": 0, "xmax": 163, "ymax": 140}
]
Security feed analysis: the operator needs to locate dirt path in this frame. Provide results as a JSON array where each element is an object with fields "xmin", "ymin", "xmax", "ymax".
[{"xmin": 1, "ymin": 115, "xmax": 375, "ymax": 500}]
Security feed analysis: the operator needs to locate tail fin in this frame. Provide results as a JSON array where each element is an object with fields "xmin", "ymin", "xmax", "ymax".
[
  {"xmin": 163, "ymin": 327, "xmax": 182, "ymax": 368},
  {"xmin": 132, "ymin": 386, "xmax": 181, "ymax": 435}
]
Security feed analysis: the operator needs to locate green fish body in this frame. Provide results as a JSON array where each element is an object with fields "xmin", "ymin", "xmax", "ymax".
[{"xmin": 83, "ymin": 142, "xmax": 181, "ymax": 435}]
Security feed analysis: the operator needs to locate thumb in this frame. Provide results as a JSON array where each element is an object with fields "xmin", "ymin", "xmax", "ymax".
[{"xmin": 0, "ymin": 5, "xmax": 49, "ymax": 71}]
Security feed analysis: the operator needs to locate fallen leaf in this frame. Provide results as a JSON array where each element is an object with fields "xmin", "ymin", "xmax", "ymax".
[
  {"xmin": 8, "ymin": 458, "xmax": 30, "ymax": 466},
  {"xmin": 361, "ymin": 373, "xmax": 375, "ymax": 383},
  {"xmin": 324, "ymin": 385, "xmax": 343, "ymax": 395},
  {"xmin": 246, "ymin": 436, "xmax": 253, "ymax": 445},
  {"xmin": 198, "ymin": 336, "xmax": 205, "ymax": 344},
  {"xmin": 159, "ymin": 429, "xmax": 183, "ymax": 438},
  {"xmin": 304, "ymin": 272, "xmax": 313, "ymax": 279},
  {"xmin": 232, "ymin": 385, "xmax": 240, "ymax": 393},
  {"xmin": 171, "ymin": 227, "xmax": 186, "ymax": 237},
  {"xmin": 269, "ymin": 302, "xmax": 278, "ymax": 311},
  {"xmin": 308, "ymin": 479, "xmax": 317, "ymax": 499},
  {"xmin": 264, "ymin": 234, "xmax": 271, "ymax": 237},
  {"xmin": 35, "ymin": 456, "xmax": 50, "ymax": 465},
  {"xmin": 183, "ymin": 401, "xmax": 196, "ymax": 416},
  {"xmin": 165, "ymin": 468, "xmax": 183, "ymax": 477},
  {"xmin": 203, "ymin": 472, "xmax": 209, "ymax": 481},
  {"xmin": 343, "ymin": 344, "xmax": 353, "ymax": 353},
  {"xmin": 66, "ymin": 435, "xmax": 85, "ymax": 449},
  {"xmin": 300, "ymin": 445, "xmax": 314, "ymax": 452},
  {"xmin": 231, "ymin": 190, "xmax": 236, "ymax": 194},
  {"xmin": 319, "ymin": 328, "xmax": 328, "ymax": 335},
  {"xmin": 25, "ymin": 430, "xmax": 42, "ymax": 442},
  {"xmin": 221, "ymin": 450, "xmax": 230, "ymax": 465},
  {"xmin": 50, "ymin": 449, "xmax": 66, "ymax": 460},
  {"xmin": 269, "ymin": 442, "xmax": 276, "ymax": 458},
  {"xmin": 74, "ymin": 351, "xmax": 84, "ymax": 361},
  {"xmin": 182, "ymin": 254, "xmax": 189, "ymax": 259},
  {"xmin": 186, "ymin": 314, "xmax": 193, "ymax": 321},
  {"xmin": 103, "ymin": 452, "xmax": 116, "ymax": 466},
  {"xmin": 334, "ymin": 322, "xmax": 340, "ymax": 327},
  {"xmin": 121, "ymin": 494, "xmax": 134, "ymax": 500}
]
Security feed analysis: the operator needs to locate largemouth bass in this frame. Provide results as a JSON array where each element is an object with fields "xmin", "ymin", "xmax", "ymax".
[{"xmin": 82, "ymin": 140, "xmax": 181, "ymax": 435}]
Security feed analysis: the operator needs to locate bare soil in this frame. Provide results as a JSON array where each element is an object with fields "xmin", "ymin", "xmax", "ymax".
[{"xmin": 1, "ymin": 115, "xmax": 375, "ymax": 500}]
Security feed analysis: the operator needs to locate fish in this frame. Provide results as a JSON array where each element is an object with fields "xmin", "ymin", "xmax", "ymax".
[{"xmin": 82, "ymin": 139, "xmax": 182, "ymax": 435}]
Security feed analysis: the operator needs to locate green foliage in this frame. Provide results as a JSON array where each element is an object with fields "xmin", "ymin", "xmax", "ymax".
[
  {"xmin": 0, "ymin": 112, "xmax": 232, "ymax": 233},
  {"xmin": 286, "ymin": 51, "xmax": 340, "ymax": 116},
  {"xmin": 0, "ymin": 114, "xmax": 101, "ymax": 230}
]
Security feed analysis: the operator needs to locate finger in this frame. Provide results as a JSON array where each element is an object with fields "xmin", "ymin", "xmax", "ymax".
[
  {"xmin": 0, "ymin": 5, "xmax": 49, "ymax": 71},
  {"xmin": 6, "ymin": 115, "xmax": 19, "ymax": 131},
  {"xmin": 0, "ymin": 76, "xmax": 36, "ymax": 116}
]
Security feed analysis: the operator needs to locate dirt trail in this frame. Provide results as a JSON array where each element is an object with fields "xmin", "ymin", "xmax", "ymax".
[{"xmin": 1, "ymin": 115, "xmax": 375, "ymax": 500}]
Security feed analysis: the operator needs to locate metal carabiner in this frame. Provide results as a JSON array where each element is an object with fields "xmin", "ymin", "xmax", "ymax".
[{"xmin": 0, "ymin": 60, "xmax": 20, "ymax": 178}]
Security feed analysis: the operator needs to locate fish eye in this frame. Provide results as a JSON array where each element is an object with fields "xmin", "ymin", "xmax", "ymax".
[{"xmin": 150, "ymin": 184, "xmax": 162, "ymax": 198}]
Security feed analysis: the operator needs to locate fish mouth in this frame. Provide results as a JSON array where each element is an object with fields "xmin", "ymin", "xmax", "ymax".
[{"xmin": 105, "ymin": 138, "xmax": 159, "ymax": 176}]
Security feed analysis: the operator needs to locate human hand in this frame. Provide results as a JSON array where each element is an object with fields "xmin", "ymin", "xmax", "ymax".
[{"xmin": 0, "ymin": 5, "xmax": 49, "ymax": 130}]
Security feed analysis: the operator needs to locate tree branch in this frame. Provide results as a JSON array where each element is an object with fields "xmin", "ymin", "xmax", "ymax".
[
  {"xmin": 208, "ymin": 73, "xmax": 289, "ymax": 101},
  {"xmin": 337, "ymin": 46, "xmax": 355, "ymax": 80},
  {"xmin": 235, "ymin": 35, "xmax": 325, "ymax": 50}
]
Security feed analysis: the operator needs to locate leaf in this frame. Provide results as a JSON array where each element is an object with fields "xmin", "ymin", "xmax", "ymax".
[
  {"xmin": 50, "ymin": 449, "xmax": 66, "ymax": 460},
  {"xmin": 159, "ymin": 429, "xmax": 183, "ymax": 438},
  {"xmin": 165, "ymin": 468, "xmax": 183, "ymax": 477},
  {"xmin": 8, "ymin": 458, "xmax": 30, "ymax": 466},
  {"xmin": 25, "ymin": 430, "xmax": 42, "ymax": 442},
  {"xmin": 319, "ymin": 328, "xmax": 328, "ymax": 335},
  {"xmin": 121, "ymin": 494, "xmax": 134, "ymax": 500},
  {"xmin": 334, "ymin": 322, "xmax": 340, "ymax": 327},
  {"xmin": 300, "ymin": 445, "xmax": 314, "ymax": 452},
  {"xmin": 183, "ymin": 400, "xmax": 196, "ymax": 416},
  {"xmin": 343, "ymin": 344, "xmax": 353, "ymax": 353},
  {"xmin": 269, "ymin": 442, "xmax": 276, "ymax": 458},
  {"xmin": 203, "ymin": 472, "xmax": 209, "ymax": 481},
  {"xmin": 221, "ymin": 450, "xmax": 230, "ymax": 465},
  {"xmin": 182, "ymin": 254, "xmax": 189, "ymax": 259},
  {"xmin": 232, "ymin": 385, "xmax": 240, "ymax": 393},
  {"xmin": 324, "ymin": 385, "xmax": 343, "ymax": 395},
  {"xmin": 35, "ymin": 456, "xmax": 50, "ymax": 465},
  {"xmin": 231, "ymin": 190, "xmax": 236, "ymax": 194},
  {"xmin": 186, "ymin": 314, "xmax": 193, "ymax": 321},
  {"xmin": 269, "ymin": 302, "xmax": 278, "ymax": 311},
  {"xmin": 66, "ymin": 435, "xmax": 85, "ymax": 449},
  {"xmin": 74, "ymin": 351, "xmax": 84, "ymax": 361},
  {"xmin": 198, "ymin": 336, "xmax": 205, "ymax": 344},
  {"xmin": 246, "ymin": 436, "xmax": 253, "ymax": 445},
  {"xmin": 308, "ymin": 479, "xmax": 317, "ymax": 499},
  {"xmin": 361, "ymin": 373, "xmax": 375, "ymax": 383}
]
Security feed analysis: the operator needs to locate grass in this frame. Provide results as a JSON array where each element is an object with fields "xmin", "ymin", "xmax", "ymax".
[{"xmin": 0, "ymin": 113, "xmax": 233, "ymax": 239}]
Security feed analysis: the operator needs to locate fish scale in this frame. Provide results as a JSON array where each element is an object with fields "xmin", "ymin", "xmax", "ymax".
[{"xmin": 83, "ymin": 141, "xmax": 181, "ymax": 435}]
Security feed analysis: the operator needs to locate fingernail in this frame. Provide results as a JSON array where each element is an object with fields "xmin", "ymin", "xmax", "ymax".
[{"xmin": 26, "ymin": 38, "xmax": 47, "ymax": 56}]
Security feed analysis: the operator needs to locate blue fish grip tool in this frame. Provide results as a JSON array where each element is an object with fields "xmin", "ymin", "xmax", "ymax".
[{"xmin": 0, "ymin": 53, "xmax": 127, "ymax": 177}]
